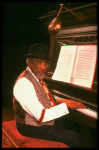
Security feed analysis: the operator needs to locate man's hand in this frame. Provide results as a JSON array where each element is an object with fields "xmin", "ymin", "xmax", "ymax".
[{"xmin": 56, "ymin": 98, "xmax": 87, "ymax": 109}]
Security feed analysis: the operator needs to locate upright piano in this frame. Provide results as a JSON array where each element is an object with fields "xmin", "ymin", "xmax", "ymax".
[{"xmin": 39, "ymin": 2, "xmax": 98, "ymax": 147}]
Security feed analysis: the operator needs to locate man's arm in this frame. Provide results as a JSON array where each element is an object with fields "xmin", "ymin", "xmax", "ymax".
[
  {"xmin": 56, "ymin": 98, "xmax": 87, "ymax": 109},
  {"xmin": 13, "ymin": 77, "xmax": 69, "ymax": 124}
]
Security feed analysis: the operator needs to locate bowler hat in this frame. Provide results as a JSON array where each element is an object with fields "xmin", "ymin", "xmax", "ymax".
[{"xmin": 25, "ymin": 43, "xmax": 51, "ymax": 60}]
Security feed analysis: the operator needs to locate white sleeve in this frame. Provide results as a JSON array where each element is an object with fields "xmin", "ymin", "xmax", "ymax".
[
  {"xmin": 43, "ymin": 103, "xmax": 69, "ymax": 122},
  {"xmin": 13, "ymin": 77, "xmax": 69, "ymax": 123}
]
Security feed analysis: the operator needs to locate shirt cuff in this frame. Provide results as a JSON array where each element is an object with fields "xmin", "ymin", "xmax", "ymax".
[{"xmin": 42, "ymin": 103, "xmax": 69, "ymax": 123}]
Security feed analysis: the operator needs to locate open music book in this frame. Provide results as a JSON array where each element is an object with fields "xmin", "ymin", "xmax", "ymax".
[{"xmin": 52, "ymin": 45, "xmax": 97, "ymax": 88}]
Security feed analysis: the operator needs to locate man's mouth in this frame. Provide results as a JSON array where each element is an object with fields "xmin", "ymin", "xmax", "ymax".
[{"xmin": 38, "ymin": 70, "xmax": 45, "ymax": 74}]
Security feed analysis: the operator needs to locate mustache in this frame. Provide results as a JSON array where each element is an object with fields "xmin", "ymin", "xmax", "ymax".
[
  {"xmin": 38, "ymin": 68, "xmax": 47, "ymax": 73},
  {"xmin": 36, "ymin": 73, "xmax": 45, "ymax": 80}
]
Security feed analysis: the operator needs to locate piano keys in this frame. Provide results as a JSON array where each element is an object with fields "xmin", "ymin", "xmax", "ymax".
[
  {"xmin": 54, "ymin": 94, "xmax": 97, "ymax": 120},
  {"xmin": 44, "ymin": 77, "xmax": 97, "ymax": 129},
  {"xmin": 76, "ymin": 108, "xmax": 97, "ymax": 119}
]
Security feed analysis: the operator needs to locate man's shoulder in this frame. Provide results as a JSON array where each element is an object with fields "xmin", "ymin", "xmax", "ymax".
[{"xmin": 16, "ymin": 70, "xmax": 28, "ymax": 83}]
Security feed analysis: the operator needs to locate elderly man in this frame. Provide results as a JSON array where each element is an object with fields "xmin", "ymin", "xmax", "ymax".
[{"xmin": 13, "ymin": 43, "xmax": 86, "ymax": 148}]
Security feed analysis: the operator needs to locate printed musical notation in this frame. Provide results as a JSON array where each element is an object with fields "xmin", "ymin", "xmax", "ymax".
[{"xmin": 52, "ymin": 45, "xmax": 97, "ymax": 88}]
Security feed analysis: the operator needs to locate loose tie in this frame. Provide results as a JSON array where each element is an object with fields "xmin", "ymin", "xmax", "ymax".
[{"xmin": 40, "ymin": 80, "xmax": 55, "ymax": 107}]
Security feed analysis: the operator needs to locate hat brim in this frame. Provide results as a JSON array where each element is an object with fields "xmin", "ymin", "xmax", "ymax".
[{"xmin": 25, "ymin": 54, "xmax": 51, "ymax": 61}]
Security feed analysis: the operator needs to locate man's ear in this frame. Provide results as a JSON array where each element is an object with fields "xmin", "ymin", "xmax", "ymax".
[{"xmin": 27, "ymin": 61, "xmax": 31, "ymax": 68}]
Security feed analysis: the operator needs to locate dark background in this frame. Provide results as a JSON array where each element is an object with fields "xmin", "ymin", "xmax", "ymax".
[{"xmin": 1, "ymin": 2, "xmax": 92, "ymax": 107}]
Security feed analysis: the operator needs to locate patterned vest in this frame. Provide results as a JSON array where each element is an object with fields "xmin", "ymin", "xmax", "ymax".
[{"xmin": 13, "ymin": 68, "xmax": 55, "ymax": 126}]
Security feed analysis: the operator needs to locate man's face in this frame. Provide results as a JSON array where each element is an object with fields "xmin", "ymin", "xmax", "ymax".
[{"xmin": 28, "ymin": 58, "xmax": 50, "ymax": 77}]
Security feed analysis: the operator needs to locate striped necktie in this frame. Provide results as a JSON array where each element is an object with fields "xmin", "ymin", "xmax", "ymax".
[{"xmin": 40, "ymin": 80, "xmax": 55, "ymax": 107}]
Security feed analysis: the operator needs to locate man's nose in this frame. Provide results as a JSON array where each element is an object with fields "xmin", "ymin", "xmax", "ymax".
[{"xmin": 40, "ymin": 63, "xmax": 46, "ymax": 70}]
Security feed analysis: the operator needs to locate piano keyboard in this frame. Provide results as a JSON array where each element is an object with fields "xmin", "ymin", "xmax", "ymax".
[
  {"xmin": 54, "ymin": 95, "xmax": 97, "ymax": 120},
  {"xmin": 76, "ymin": 108, "xmax": 97, "ymax": 119}
]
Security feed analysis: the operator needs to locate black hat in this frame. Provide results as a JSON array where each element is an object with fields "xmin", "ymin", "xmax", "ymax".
[{"xmin": 25, "ymin": 43, "xmax": 51, "ymax": 60}]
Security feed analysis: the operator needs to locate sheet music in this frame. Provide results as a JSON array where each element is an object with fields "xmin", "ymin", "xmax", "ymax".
[
  {"xmin": 73, "ymin": 45, "xmax": 97, "ymax": 88},
  {"xmin": 52, "ymin": 44, "xmax": 97, "ymax": 89},
  {"xmin": 52, "ymin": 45, "xmax": 77, "ymax": 82}
]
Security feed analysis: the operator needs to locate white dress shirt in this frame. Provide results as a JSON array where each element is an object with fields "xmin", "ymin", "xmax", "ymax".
[{"xmin": 13, "ymin": 67, "xmax": 69, "ymax": 123}]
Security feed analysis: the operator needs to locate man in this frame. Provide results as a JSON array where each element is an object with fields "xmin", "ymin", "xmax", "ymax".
[{"xmin": 13, "ymin": 43, "xmax": 86, "ymax": 148}]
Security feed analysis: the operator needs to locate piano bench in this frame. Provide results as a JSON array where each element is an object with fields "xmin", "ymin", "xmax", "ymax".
[{"xmin": 2, "ymin": 120, "xmax": 69, "ymax": 148}]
